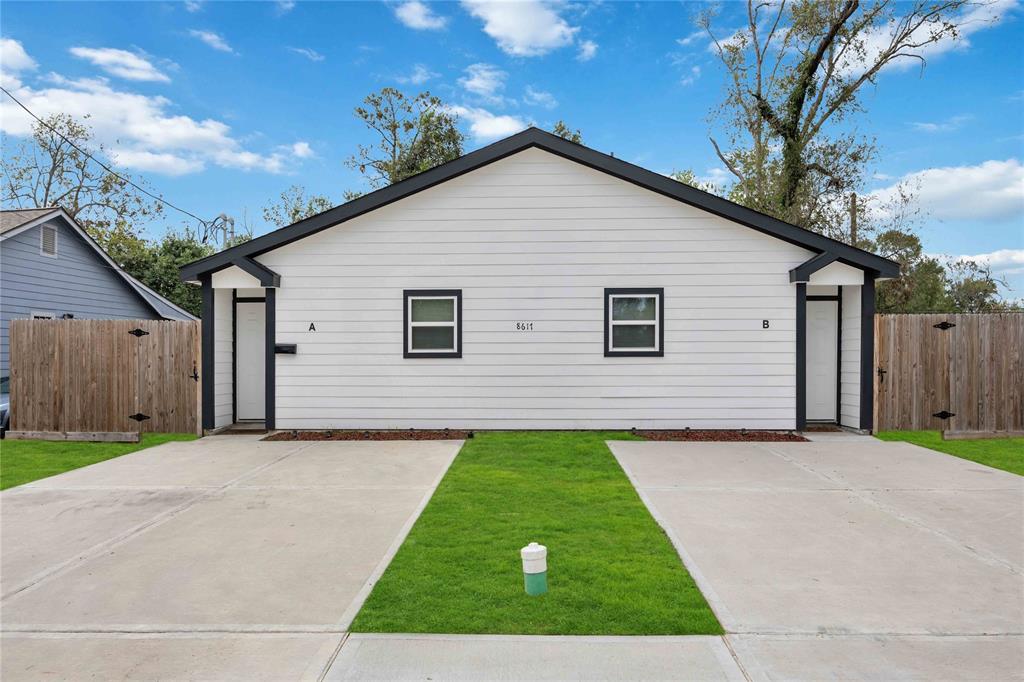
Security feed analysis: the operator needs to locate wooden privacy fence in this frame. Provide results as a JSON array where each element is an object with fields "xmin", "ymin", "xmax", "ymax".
[
  {"xmin": 9, "ymin": 319, "xmax": 201, "ymax": 438},
  {"xmin": 874, "ymin": 313, "xmax": 1024, "ymax": 435}
]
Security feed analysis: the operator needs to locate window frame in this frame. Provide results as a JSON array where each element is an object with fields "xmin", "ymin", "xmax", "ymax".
[
  {"xmin": 30, "ymin": 311, "xmax": 55, "ymax": 320},
  {"xmin": 604, "ymin": 287, "xmax": 664, "ymax": 357},
  {"xmin": 40, "ymin": 225, "xmax": 58, "ymax": 258},
  {"xmin": 403, "ymin": 289, "xmax": 463, "ymax": 359}
]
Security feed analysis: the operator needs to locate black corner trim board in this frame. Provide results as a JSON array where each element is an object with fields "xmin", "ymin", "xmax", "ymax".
[
  {"xmin": 860, "ymin": 278, "xmax": 876, "ymax": 431},
  {"xmin": 265, "ymin": 289, "xmax": 276, "ymax": 430},
  {"xmin": 603, "ymin": 288, "xmax": 665, "ymax": 357},
  {"xmin": 795, "ymin": 283, "xmax": 807, "ymax": 431},
  {"xmin": 200, "ymin": 274, "xmax": 214, "ymax": 430},
  {"xmin": 403, "ymin": 289, "xmax": 463, "ymax": 359},
  {"xmin": 180, "ymin": 128, "xmax": 900, "ymax": 283}
]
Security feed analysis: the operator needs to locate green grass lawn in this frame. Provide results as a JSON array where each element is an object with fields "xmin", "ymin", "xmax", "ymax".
[
  {"xmin": 0, "ymin": 433, "xmax": 197, "ymax": 490},
  {"xmin": 351, "ymin": 431, "xmax": 722, "ymax": 635},
  {"xmin": 876, "ymin": 430, "xmax": 1024, "ymax": 476}
]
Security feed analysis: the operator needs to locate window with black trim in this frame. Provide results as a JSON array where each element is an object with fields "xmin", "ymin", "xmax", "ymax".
[
  {"xmin": 404, "ymin": 290, "xmax": 462, "ymax": 358},
  {"xmin": 604, "ymin": 288, "xmax": 664, "ymax": 357}
]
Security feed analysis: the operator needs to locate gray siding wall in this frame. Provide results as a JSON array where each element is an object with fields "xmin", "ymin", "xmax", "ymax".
[
  {"xmin": 0, "ymin": 219, "xmax": 155, "ymax": 376},
  {"xmin": 259, "ymin": 148, "xmax": 813, "ymax": 430}
]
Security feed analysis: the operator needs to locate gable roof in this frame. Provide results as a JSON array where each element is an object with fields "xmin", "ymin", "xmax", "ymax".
[
  {"xmin": 1, "ymin": 207, "xmax": 197, "ymax": 321},
  {"xmin": 180, "ymin": 127, "xmax": 900, "ymax": 282}
]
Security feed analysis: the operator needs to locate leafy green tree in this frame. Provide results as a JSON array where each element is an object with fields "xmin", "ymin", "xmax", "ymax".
[
  {"xmin": 671, "ymin": 170, "xmax": 720, "ymax": 195},
  {"xmin": 117, "ymin": 230, "xmax": 214, "ymax": 317},
  {"xmin": 346, "ymin": 88, "xmax": 463, "ymax": 191},
  {"xmin": 551, "ymin": 121, "xmax": 583, "ymax": 144},
  {"xmin": 262, "ymin": 185, "xmax": 333, "ymax": 228},
  {"xmin": 873, "ymin": 230, "xmax": 949, "ymax": 313},
  {"xmin": 701, "ymin": 0, "xmax": 972, "ymax": 238}
]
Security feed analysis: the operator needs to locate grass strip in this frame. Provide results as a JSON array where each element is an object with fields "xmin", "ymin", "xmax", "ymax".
[
  {"xmin": 876, "ymin": 430, "xmax": 1023, "ymax": 476},
  {"xmin": 351, "ymin": 431, "xmax": 722, "ymax": 635},
  {"xmin": 0, "ymin": 433, "xmax": 197, "ymax": 490}
]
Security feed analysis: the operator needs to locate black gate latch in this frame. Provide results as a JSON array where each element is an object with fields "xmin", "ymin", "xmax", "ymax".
[
  {"xmin": 190, "ymin": 366, "xmax": 199, "ymax": 382},
  {"xmin": 128, "ymin": 413, "xmax": 151, "ymax": 422},
  {"xmin": 128, "ymin": 328, "xmax": 150, "ymax": 337},
  {"xmin": 932, "ymin": 410, "xmax": 956, "ymax": 420},
  {"xmin": 877, "ymin": 367, "xmax": 887, "ymax": 383}
]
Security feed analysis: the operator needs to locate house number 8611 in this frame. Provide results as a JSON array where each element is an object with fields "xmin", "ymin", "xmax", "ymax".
[{"xmin": 516, "ymin": 322, "xmax": 534, "ymax": 331}]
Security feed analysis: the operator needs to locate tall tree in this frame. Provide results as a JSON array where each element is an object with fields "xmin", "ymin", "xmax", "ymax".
[
  {"xmin": 346, "ymin": 88, "xmax": 463, "ymax": 192},
  {"xmin": 1, "ymin": 113, "xmax": 163, "ymax": 253},
  {"xmin": 262, "ymin": 185, "xmax": 333, "ymax": 228},
  {"xmin": 701, "ymin": 0, "xmax": 976, "ymax": 238}
]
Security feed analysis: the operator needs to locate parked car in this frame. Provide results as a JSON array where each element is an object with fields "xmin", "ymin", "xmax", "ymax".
[{"xmin": 1, "ymin": 376, "xmax": 9, "ymax": 437}]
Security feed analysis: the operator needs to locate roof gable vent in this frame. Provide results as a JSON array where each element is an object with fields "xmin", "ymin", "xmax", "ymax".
[{"xmin": 40, "ymin": 225, "xmax": 57, "ymax": 257}]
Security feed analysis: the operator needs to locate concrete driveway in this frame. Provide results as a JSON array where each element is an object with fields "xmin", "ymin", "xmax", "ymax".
[
  {"xmin": 1, "ymin": 435, "xmax": 461, "ymax": 681},
  {"xmin": 610, "ymin": 434, "xmax": 1024, "ymax": 680}
]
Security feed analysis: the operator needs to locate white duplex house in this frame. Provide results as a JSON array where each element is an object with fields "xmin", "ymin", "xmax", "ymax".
[{"xmin": 180, "ymin": 128, "xmax": 899, "ymax": 433}]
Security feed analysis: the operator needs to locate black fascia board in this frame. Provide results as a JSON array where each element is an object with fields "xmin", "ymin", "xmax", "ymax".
[
  {"xmin": 181, "ymin": 127, "xmax": 900, "ymax": 282},
  {"xmin": 232, "ymin": 256, "xmax": 280, "ymax": 288},
  {"xmin": 790, "ymin": 252, "xmax": 840, "ymax": 283}
]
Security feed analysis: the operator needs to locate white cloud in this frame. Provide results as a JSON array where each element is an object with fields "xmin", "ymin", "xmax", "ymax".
[
  {"xmin": 952, "ymin": 249, "xmax": 1024, "ymax": 276},
  {"xmin": 523, "ymin": 85, "xmax": 557, "ymax": 109},
  {"xmin": 699, "ymin": 167, "xmax": 731, "ymax": 187},
  {"xmin": 0, "ymin": 71, "xmax": 302, "ymax": 175},
  {"xmin": 289, "ymin": 46, "xmax": 325, "ymax": 62},
  {"xmin": 396, "ymin": 63, "xmax": 439, "ymax": 85},
  {"xmin": 69, "ymin": 47, "xmax": 170, "ymax": 82},
  {"xmin": 184, "ymin": 0, "xmax": 203, "ymax": 12},
  {"xmin": 450, "ymin": 105, "xmax": 527, "ymax": 142},
  {"xmin": 840, "ymin": 0, "xmax": 1018, "ymax": 76},
  {"xmin": 870, "ymin": 159, "xmax": 1024, "ymax": 222},
  {"xmin": 680, "ymin": 65, "xmax": 701, "ymax": 86},
  {"xmin": 461, "ymin": 0, "xmax": 578, "ymax": 56},
  {"xmin": 275, "ymin": 0, "xmax": 296, "ymax": 12},
  {"xmin": 290, "ymin": 141, "xmax": 314, "ymax": 158},
  {"xmin": 676, "ymin": 30, "xmax": 705, "ymax": 47},
  {"xmin": 910, "ymin": 114, "xmax": 971, "ymax": 133},
  {"xmin": 458, "ymin": 63, "xmax": 507, "ymax": 103},
  {"xmin": 394, "ymin": 1, "xmax": 448, "ymax": 30},
  {"xmin": 109, "ymin": 149, "xmax": 204, "ymax": 176},
  {"xmin": 1, "ymin": 37, "xmax": 37, "ymax": 73},
  {"xmin": 188, "ymin": 29, "xmax": 235, "ymax": 53},
  {"xmin": 577, "ymin": 39, "xmax": 598, "ymax": 61}
]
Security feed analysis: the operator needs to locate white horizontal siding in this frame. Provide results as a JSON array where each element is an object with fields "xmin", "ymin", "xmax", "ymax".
[
  {"xmin": 260, "ymin": 147, "xmax": 812, "ymax": 430},
  {"xmin": 214, "ymin": 288, "xmax": 233, "ymax": 428},
  {"xmin": 840, "ymin": 285, "xmax": 861, "ymax": 429}
]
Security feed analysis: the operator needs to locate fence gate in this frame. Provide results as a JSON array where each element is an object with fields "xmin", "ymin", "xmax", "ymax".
[
  {"xmin": 875, "ymin": 313, "xmax": 1024, "ymax": 434},
  {"xmin": 9, "ymin": 319, "xmax": 201, "ymax": 437}
]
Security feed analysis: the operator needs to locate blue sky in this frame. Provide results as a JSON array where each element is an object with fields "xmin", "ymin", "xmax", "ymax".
[{"xmin": 2, "ymin": 1, "xmax": 1022, "ymax": 294}]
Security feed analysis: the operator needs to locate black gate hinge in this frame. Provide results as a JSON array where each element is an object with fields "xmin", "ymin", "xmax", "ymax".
[
  {"xmin": 128, "ymin": 328, "xmax": 150, "ymax": 337},
  {"xmin": 932, "ymin": 410, "xmax": 956, "ymax": 420},
  {"xmin": 933, "ymin": 321, "xmax": 956, "ymax": 330},
  {"xmin": 128, "ymin": 412, "xmax": 151, "ymax": 422}
]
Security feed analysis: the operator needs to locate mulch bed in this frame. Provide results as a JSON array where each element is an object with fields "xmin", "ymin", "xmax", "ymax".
[
  {"xmin": 637, "ymin": 430, "xmax": 807, "ymax": 442},
  {"xmin": 264, "ymin": 429, "xmax": 805, "ymax": 442},
  {"xmin": 263, "ymin": 429, "xmax": 472, "ymax": 441}
]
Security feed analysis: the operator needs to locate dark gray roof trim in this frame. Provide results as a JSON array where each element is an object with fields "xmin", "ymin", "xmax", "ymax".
[
  {"xmin": 181, "ymin": 127, "xmax": 900, "ymax": 282},
  {"xmin": 789, "ymin": 252, "xmax": 839, "ymax": 283},
  {"xmin": 234, "ymin": 256, "xmax": 280, "ymax": 287}
]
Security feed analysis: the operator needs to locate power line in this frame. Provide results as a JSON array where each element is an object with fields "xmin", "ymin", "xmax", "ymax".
[{"xmin": 0, "ymin": 85, "xmax": 213, "ymax": 227}]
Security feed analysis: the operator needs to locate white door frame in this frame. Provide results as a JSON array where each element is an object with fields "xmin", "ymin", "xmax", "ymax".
[{"xmin": 806, "ymin": 298, "xmax": 840, "ymax": 422}]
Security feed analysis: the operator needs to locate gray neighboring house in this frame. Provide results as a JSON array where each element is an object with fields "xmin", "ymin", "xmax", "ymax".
[{"xmin": 0, "ymin": 207, "xmax": 195, "ymax": 379}]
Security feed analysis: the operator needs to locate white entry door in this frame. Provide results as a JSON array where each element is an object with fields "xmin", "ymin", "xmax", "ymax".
[
  {"xmin": 236, "ymin": 301, "xmax": 265, "ymax": 421},
  {"xmin": 806, "ymin": 300, "xmax": 838, "ymax": 422}
]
